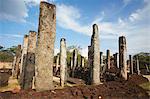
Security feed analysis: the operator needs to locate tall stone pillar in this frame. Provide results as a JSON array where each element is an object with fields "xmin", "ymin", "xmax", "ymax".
[
  {"xmin": 12, "ymin": 45, "xmax": 22, "ymax": 79},
  {"xmin": 19, "ymin": 35, "xmax": 29, "ymax": 88},
  {"xmin": 100, "ymin": 52, "xmax": 104, "ymax": 78},
  {"xmin": 72, "ymin": 49, "xmax": 77, "ymax": 77},
  {"xmin": 70, "ymin": 57, "xmax": 73, "ymax": 70},
  {"xmin": 119, "ymin": 36, "xmax": 127, "ymax": 80},
  {"xmin": 56, "ymin": 55, "xmax": 60, "ymax": 73},
  {"xmin": 60, "ymin": 38, "xmax": 67, "ymax": 87},
  {"xmin": 22, "ymin": 31, "xmax": 37, "ymax": 89},
  {"xmin": 20, "ymin": 35, "xmax": 29, "ymax": 74},
  {"xmin": 90, "ymin": 24, "xmax": 100, "ymax": 85},
  {"xmin": 88, "ymin": 46, "xmax": 92, "ymax": 68},
  {"xmin": 129, "ymin": 55, "xmax": 133, "ymax": 74},
  {"xmin": 81, "ymin": 56, "xmax": 85, "ymax": 67},
  {"xmin": 106, "ymin": 49, "xmax": 110, "ymax": 69},
  {"xmin": 12, "ymin": 56, "xmax": 16, "ymax": 77},
  {"xmin": 35, "ymin": 2, "xmax": 56, "ymax": 91},
  {"xmin": 113, "ymin": 53, "xmax": 118, "ymax": 68},
  {"xmin": 136, "ymin": 56, "xmax": 140, "ymax": 75}
]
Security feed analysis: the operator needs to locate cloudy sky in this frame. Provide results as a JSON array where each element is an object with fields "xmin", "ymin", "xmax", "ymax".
[{"xmin": 0, "ymin": 0, "xmax": 149, "ymax": 57}]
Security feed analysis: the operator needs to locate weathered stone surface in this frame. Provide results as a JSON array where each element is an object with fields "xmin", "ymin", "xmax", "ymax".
[
  {"xmin": 12, "ymin": 45, "xmax": 22, "ymax": 79},
  {"xmin": 119, "ymin": 36, "xmax": 127, "ymax": 80},
  {"xmin": 21, "ymin": 31, "xmax": 37, "ymax": 89},
  {"xmin": 72, "ymin": 49, "xmax": 77, "ymax": 77},
  {"xmin": 106, "ymin": 49, "xmax": 110, "ymax": 69},
  {"xmin": 129, "ymin": 55, "xmax": 133, "ymax": 74},
  {"xmin": 35, "ymin": 2, "xmax": 56, "ymax": 91},
  {"xmin": 60, "ymin": 38, "xmax": 67, "ymax": 87},
  {"xmin": 19, "ymin": 35, "xmax": 29, "ymax": 88},
  {"xmin": 89, "ymin": 24, "xmax": 100, "ymax": 85}
]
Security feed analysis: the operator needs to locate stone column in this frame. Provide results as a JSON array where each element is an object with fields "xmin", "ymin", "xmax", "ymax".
[
  {"xmin": 119, "ymin": 36, "xmax": 127, "ymax": 80},
  {"xmin": 113, "ymin": 53, "xmax": 118, "ymax": 68},
  {"xmin": 90, "ymin": 24, "xmax": 100, "ymax": 85},
  {"xmin": 81, "ymin": 56, "xmax": 85, "ymax": 68},
  {"xmin": 129, "ymin": 55, "xmax": 133, "ymax": 74},
  {"xmin": 72, "ymin": 49, "xmax": 77, "ymax": 77},
  {"xmin": 136, "ymin": 56, "xmax": 140, "ymax": 75},
  {"xmin": 12, "ymin": 56, "xmax": 16, "ymax": 77},
  {"xmin": 60, "ymin": 38, "xmax": 67, "ymax": 87},
  {"xmin": 12, "ymin": 45, "xmax": 22, "ymax": 79},
  {"xmin": 88, "ymin": 46, "xmax": 92, "ymax": 68},
  {"xmin": 70, "ymin": 57, "xmax": 73, "ymax": 70},
  {"xmin": 106, "ymin": 49, "xmax": 110, "ymax": 69},
  {"xmin": 20, "ymin": 35, "xmax": 29, "ymax": 74},
  {"xmin": 56, "ymin": 55, "xmax": 60, "ymax": 73},
  {"xmin": 35, "ymin": 2, "xmax": 56, "ymax": 91},
  {"xmin": 22, "ymin": 31, "xmax": 37, "ymax": 89},
  {"xmin": 19, "ymin": 35, "xmax": 29, "ymax": 88}
]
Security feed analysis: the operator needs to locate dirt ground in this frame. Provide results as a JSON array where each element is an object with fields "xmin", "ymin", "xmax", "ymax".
[{"xmin": 0, "ymin": 80, "xmax": 149, "ymax": 99}]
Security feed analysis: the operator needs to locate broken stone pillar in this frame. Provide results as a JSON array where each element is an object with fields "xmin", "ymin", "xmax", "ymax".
[
  {"xmin": 129, "ymin": 55, "xmax": 134, "ymax": 74},
  {"xmin": 56, "ymin": 55, "xmax": 60, "ymax": 73},
  {"xmin": 19, "ymin": 35, "xmax": 29, "ymax": 88},
  {"xmin": 81, "ymin": 56, "xmax": 85, "ymax": 68},
  {"xmin": 119, "ymin": 36, "xmax": 127, "ymax": 80},
  {"xmin": 136, "ymin": 56, "xmax": 140, "ymax": 75},
  {"xmin": 113, "ymin": 53, "xmax": 118, "ymax": 68},
  {"xmin": 72, "ymin": 49, "xmax": 77, "ymax": 77},
  {"xmin": 90, "ymin": 24, "xmax": 100, "ymax": 85},
  {"xmin": 35, "ymin": 2, "xmax": 56, "ymax": 91},
  {"xmin": 60, "ymin": 38, "xmax": 67, "ymax": 87},
  {"xmin": 22, "ymin": 31, "xmax": 37, "ymax": 89},
  {"xmin": 106, "ymin": 49, "xmax": 110, "ymax": 69},
  {"xmin": 12, "ymin": 45, "xmax": 22, "ymax": 79}
]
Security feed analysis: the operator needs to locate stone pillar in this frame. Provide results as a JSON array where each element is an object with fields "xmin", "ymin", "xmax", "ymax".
[
  {"xmin": 19, "ymin": 35, "xmax": 29, "ymax": 88},
  {"xmin": 20, "ymin": 35, "xmax": 29, "ymax": 75},
  {"xmin": 22, "ymin": 31, "xmax": 37, "ymax": 89},
  {"xmin": 35, "ymin": 2, "xmax": 56, "ymax": 91},
  {"xmin": 56, "ymin": 55, "xmax": 60, "ymax": 73},
  {"xmin": 106, "ymin": 49, "xmax": 110, "ymax": 69},
  {"xmin": 88, "ymin": 46, "xmax": 92, "ymax": 68},
  {"xmin": 90, "ymin": 24, "xmax": 100, "ymax": 85},
  {"xmin": 12, "ymin": 45, "xmax": 22, "ymax": 79},
  {"xmin": 70, "ymin": 57, "xmax": 73, "ymax": 70},
  {"xmin": 113, "ymin": 53, "xmax": 118, "ymax": 68},
  {"xmin": 72, "ymin": 49, "xmax": 77, "ymax": 77},
  {"xmin": 136, "ymin": 56, "xmax": 140, "ymax": 75},
  {"xmin": 12, "ymin": 56, "xmax": 16, "ymax": 77},
  {"xmin": 60, "ymin": 38, "xmax": 67, "ymax": 87},
  {"xmin": 119, "ymin": 36, "xmax": 127, "ymax": 80},
  {"xmin": 81, "ymin": 56, "xmax": 85, "ymax": 67},
  {"xmin": 129, "ymin": 55, "xmax": 133, "ymax": 74}
]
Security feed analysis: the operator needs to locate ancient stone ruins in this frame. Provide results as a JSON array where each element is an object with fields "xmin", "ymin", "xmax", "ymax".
[{"xmin": 11, "ymin": 1, "xmax": 142, "ymax": 92}]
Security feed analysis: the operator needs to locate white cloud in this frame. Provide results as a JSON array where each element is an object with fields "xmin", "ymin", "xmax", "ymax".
[
  {"xmin": 57, "ymin": 1, "xmax": 150, "ymax": 55},
  {"xmin": 0, "ymin": 0, "xmax": 55, "ymax": 22},
  {"xmin": 0, "ymin": 0, "xmax": 28, "ymax": 22},
  {"xmin": 57, "ymin": 4, "xmax": 91, "ymax": 36}
]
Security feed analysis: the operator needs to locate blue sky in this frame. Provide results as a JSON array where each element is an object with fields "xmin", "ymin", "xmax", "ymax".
[{"xmin": 0, "ymin": 0, "xmax": 150, "ymax": 57}]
